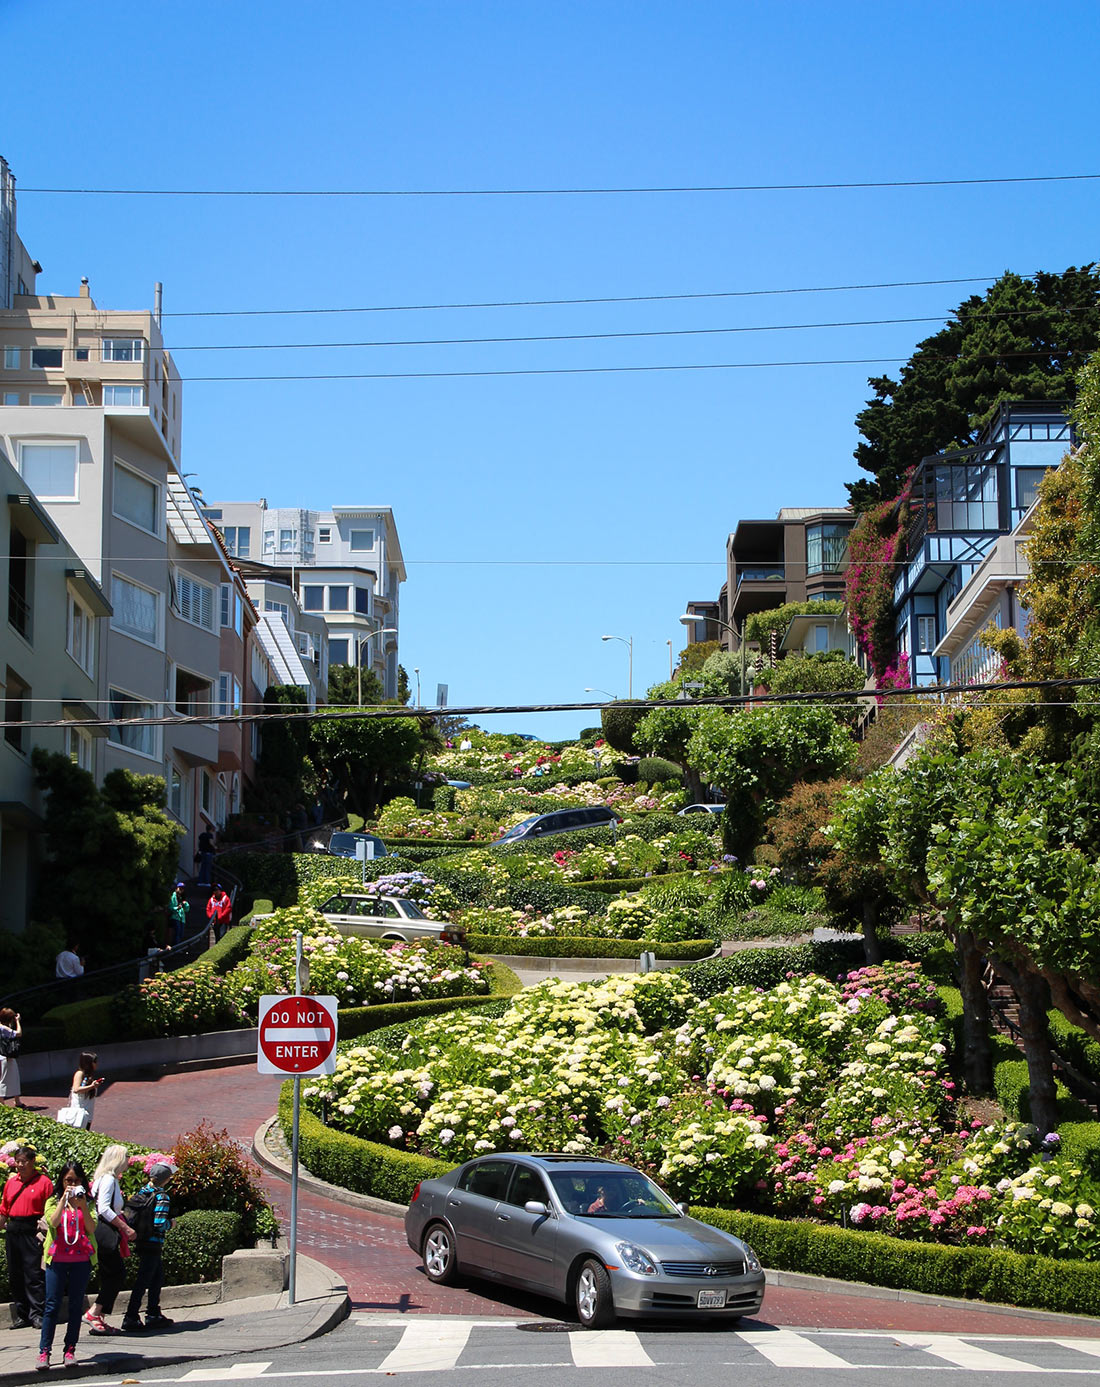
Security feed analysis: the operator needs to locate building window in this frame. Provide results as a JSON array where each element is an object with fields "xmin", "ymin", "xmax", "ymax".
[
  {"xmin": 65, "ymin": 723, "xmax": 93, "ymax": 772},
  {"xmin": 175, "ymin": 666, "xmax": 212, "ymax": 717},
  {"xmin": 8, "ymin": 529, "xmax": 31, "ymax": 640},
  {"xmin": 318, "ymin": 525, "xmax": 331, "ymax": 543},
  {"xmin": 28, "ymin": 391, "xmax": 62, "ymax": 406},
  {"xmin": 3, "ymin": 671, "xmax": 28, "ymax": 753},
  {"xmin": 328, "ymin": 586, "xmax": 349, "ymax": 612},
  {"xmin": 263, "ymin": 529, "xmax": 275, "ymax": 553},
  {"xmin": 279, "ymin": 528, "xmax": 296, "ymax": 553},
  {"xmin": 19, "ymin": 441, "xmax": 78, "ymax": 499},
  {"xmin": 113, "ymin": 462, "xmax": 159, "ymax": 534},
  {"xmin": 806, "ymin": 522, "xmax": 849, "ymax": 576},
  {"xmin": 215, "ymin": 775, "xmax": 227, "ymax": 825},
  {"xmin": 103, "ymin": 384, "xmax": 146, "ymax": 406},
  {"xmin": 217, "ymin": 672, "xmax": 242, "ymax": 717},
  {"xmin": 3, "ymin": 347, "xmax": 19, "ymax": 369},
  {"xmin": 167, "ymin": 762, "xmax": 192, "ymax": 825},
  {"xmin": 2, "ymin": 393, "xmax": 19, "ymax": 405},
  {"xmin": 111, "ymin": 574, "xmax": 160, "ymax": 645},
  {"xmin": 329, "ymin": 638, "xmax": 349, "ymax": 665},
  {"xmin": 812, "ymin": 624, "xmax": 830, "ymax": 653},
  {"xmin": 30, "ymin": 347, "xmax": 63, "ymax": 369},
  {"xmin": 222, "ymin": 524, "xmax": 250, "ymax": 557},
  {"xmin": 172, "ymin": 571, "xmax": 215, "ymax": 630},
  {"xmin": 219, "ymin": 584, "xmax": 243, "ymax": 636},
  {"xmin": 66, "ymin": 591, "xmax": 96, "ymax": 676},
  {"xmin": 917, "ymin": 614, "xmax": 937, "ymax": 653},
  {"xmin": 265, "ymin": 599, "xmax": 289, "ymax": 620},
  {"xmin": 74, "ymin": 348, "xmax": 89, "ymax": 362},
  {"xmin": 302, "ymin": 585, "xmax": 324, "ymax": 611},
  {"xmin": 1015, "ymin": 468, "xmax": 1048, "ymax": 511},
  {"xmin": 102, "ymin": 338, "xmax": 144, "ymax": 363},
  {"xmin": 108, "ymin": 687, "xmax": 159, "ymax": 758},
  {"xmin": 201, "ymin": 771, "xmax": 213, "ymax": 817},
  {"xmin": 349, "ymin": 528, "xmax": 374, "ymax": 551},
  {"xmin": 355, "ymin": 587, "xmax": 371, "ymax": 615}
]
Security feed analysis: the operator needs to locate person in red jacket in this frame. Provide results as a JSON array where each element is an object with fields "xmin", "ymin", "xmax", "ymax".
[
  {"xmin": 0, "ymin": 1146, "xmax": 53, "ymax": 1328},
  {"xmin": 206, "ymin": 883, "xmax": 232, "ymax": 939}
]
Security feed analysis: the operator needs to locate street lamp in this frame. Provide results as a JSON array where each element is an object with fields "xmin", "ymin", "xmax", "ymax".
[
  {"xmin": 584, "ymin": 687, "xmax": 618, "ymax": 701},
  {"xmin": 413, "ymin": 667, "xmax": 421, "ymax": 706},
  {"xmin": 679, "ymin": 612, "xmax": 747, "ymax": 695},
  {"xmin": 600, "ymin": 634, "xmax": 633, "ymax": 700},
  {"xmin": 355, "ymin": 626, "xmax": 398, "ymax": 705}
]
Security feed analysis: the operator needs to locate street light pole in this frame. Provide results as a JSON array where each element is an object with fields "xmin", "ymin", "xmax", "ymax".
[
  {"xmin": 601, "ymin": 634, "xmax": 633, "ymax": 699},
  {"xmin": 413, "ymin": 667, "xmax": 421, "ymax": 706},
  {"xmin": 679, "ymin": 612, "xmax": 746, "ymax": 694}
]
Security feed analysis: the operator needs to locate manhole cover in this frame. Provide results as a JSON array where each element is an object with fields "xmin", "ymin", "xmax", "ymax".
[{"xmin": 516, "ymin": 1321, "xmax": 572, "ymax": 1333}]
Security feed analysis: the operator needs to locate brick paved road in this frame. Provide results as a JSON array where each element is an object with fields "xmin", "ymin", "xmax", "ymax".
[{"xmin": 17, "ymin": 1062, "xmax": 1100, "ymax": 1335}]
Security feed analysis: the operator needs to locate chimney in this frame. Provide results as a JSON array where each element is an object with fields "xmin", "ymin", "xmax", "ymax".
[
  {"xmin": 79, "ymin": 277, "xmax": 90, "ymax": 298},
  {"xmin": 154, "ymin": 281, "xmax": 163, "ymax": 327}
]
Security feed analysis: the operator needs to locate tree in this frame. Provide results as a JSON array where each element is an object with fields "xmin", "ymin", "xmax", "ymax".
[
  {"xmin": 686, "ymin": 704, "xmax": 855, "ymax": 860},
  {"xmin": 634, "ymin": 683, "xmax": 714, "ymax": 802},
  {"xmin": 31, "ymin": 751, "xmax": 181, "ymax": 962},
  {"xmin": 848, "ymin": 266, "xmax": 1100, "ymax": 511},
  {"xmin": 248, "ymin": 685, "xmax": 311, "ymax": 821},
  {"xmin": 309, "ymin": 712, "xmax": 424, "ymax": 819},
  {"xmin": 678, "ymin": 640, "xmax": 719, "ymax": 675},
  {"xmin": 755, "ymin": 651, "xmax": 867, "ymax": 725},
  {"xmin": 327, "ymin": 662, "xmax": 383, "ymax": 706},
  {"xmin": 600, "ymin": 701, "xmax": 648, "ymax": 756}
]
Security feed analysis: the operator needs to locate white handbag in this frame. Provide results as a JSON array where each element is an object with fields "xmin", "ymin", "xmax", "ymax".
[{"xmin": 56, "ymin": 1105, "xmax": 90, "ymax": 1129}]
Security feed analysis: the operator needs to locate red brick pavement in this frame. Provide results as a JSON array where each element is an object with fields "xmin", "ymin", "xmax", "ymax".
[{"xmin": 17, "ymin": 1061, "xmax": 1100, "ymax": 1335}]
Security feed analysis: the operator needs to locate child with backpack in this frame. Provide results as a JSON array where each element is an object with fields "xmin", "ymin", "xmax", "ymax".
[{"xmin": 121, "ymin": 1162, "xmax": 175, "ymax": 1332}]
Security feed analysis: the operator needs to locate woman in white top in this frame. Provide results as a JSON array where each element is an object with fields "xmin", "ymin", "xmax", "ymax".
[
  {"xmin": 69, "ymin": 1052, "xmax": 103, "ymax": 1130},
  {"xmin": 0, "ymin": 1009, "xmax": 24, "ymax": 1107},
  {"xmin": 85, "ymin": 1145, "xmax": 133, "ymax": 1335}
]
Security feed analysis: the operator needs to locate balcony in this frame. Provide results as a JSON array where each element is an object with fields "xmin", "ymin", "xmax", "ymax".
[{"xmin": 736, "ymin": 565, "xmax": 785, "ymax": 587}]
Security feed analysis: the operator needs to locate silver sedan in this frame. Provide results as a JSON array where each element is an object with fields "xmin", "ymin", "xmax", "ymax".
[{"xmin": 405, "ymin": 1153, "xmax": 765, "ymax": 1327}]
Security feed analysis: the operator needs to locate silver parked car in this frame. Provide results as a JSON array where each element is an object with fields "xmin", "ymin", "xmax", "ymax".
[
  {"xmin": 405, "ymin": 1154, "xmax": 764, "ymax": 1327},
  {"xmin": 317, "ymin": 893, "xmax": 466, "ymax": 947}
]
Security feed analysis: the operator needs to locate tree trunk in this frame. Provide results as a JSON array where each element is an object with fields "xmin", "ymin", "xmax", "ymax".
[
  {"xmin": 955, "ymin": 931, "xmax": 993, "ymax": 1095},
  {"xmin": 682, "ymin": 763, "xmax": 706, "ymax": 803},
  {"xmin": 997, "ymin": 956, "xmax": 1058, "ymax": 1136},
  {"xmin": 861, "ymin": 896, "xmax": 885, "ymax": 965}
]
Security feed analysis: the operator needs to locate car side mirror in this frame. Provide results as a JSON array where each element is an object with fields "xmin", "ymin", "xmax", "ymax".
[
  {"xmin": 525, "ymin": 1200, "xmax": 550, "ymax": 1217},
  {"xmin": 676, "ymin": 1202, "xmax": 688, "ymax": 1216}
]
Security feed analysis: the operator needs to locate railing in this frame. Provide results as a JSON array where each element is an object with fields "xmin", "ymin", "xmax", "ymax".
[{"xmin": 736, "ymin": 566, "xmax": 785, "ymax": 587}]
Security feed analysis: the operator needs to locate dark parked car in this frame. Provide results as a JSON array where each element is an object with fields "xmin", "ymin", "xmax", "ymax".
[
  {"xmin": 313, "ymin": 831, "xmax": 390, "ymax": 860},
  {"xmin": 405, "ymin": 1154, "xmax": 764, "ymax": 1327},
  {"xmin": 494, "ymin": 806, "xmax": 621, "ymax": 846}
]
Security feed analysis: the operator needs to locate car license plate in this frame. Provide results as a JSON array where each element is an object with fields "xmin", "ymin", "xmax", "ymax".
[{"xmin": 696, "ymin": 1289, "xmax": 726, "ymax": 1309}]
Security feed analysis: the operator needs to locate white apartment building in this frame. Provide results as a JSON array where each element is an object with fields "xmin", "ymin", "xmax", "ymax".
[{"xmin": 203, "ymin": 500, "xmax": 405, "ymax": 698}]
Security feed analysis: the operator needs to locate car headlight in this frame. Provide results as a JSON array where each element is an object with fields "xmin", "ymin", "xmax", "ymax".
[
  {"xmin": 615, "ymin": 1241, "xmax": 658, "ymax": 1276},
  {"xmin": 741, "ymin": 1242, "xmax": 762, "ymax": 1273}
]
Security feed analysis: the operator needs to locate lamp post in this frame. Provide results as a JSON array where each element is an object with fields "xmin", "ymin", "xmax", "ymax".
[
  {"xmin": 584, "ymin": 687, "xmax": 618, "ymax": 701},
  {"xmin": 413, "ymin": 667, "xmax": 421, "ymax": 707},
  {"xmin": 600, "ymin": 634, "xmax": 633, "ymax": 700},
  {"xmin": 679, "ymin": 612, "xmax": 747, "ymax": 695},
  {"xmin": 355, "ymin": 626, "xmax": 398, "ymax": 705},
  {"xmin": 667, "ymin": 639, "xmax": 673, "ymax": 679}
]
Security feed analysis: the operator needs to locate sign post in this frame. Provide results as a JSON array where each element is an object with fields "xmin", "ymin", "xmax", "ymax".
[{"xmin": 258, "ymin": 950, "xmax": 338, "ymax": 1305}]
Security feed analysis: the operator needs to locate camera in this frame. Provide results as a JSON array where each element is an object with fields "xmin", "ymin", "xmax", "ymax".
[{"xmin": 68, "ymin": 1187, "xmax": 85, "ymax": 1198}]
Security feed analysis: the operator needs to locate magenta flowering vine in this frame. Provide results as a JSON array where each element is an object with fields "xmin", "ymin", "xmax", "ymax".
[{"xmin": 845, "ymin": 477, "xmax": 912, "ymax": 681}]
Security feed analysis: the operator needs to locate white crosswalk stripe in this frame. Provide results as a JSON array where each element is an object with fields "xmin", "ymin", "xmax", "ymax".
[
  {"xmin": 376, "ymin": 1320, "xmax": 474, "ymax": 1373},
  {"xmin": 569, "ymin": 1329, "xmax": 654, "ymax": 1367},
  {"xmin": 891, "ymin": 1333, "xmax": 1048, "ymax": 1372},
  {"xmin": 736, "ymin": 1328, "xmax": 851, "ymax": 1368},
  {"xmin": 181, "ymin": 1368, "xmax": 273, "ymax": 1382}
]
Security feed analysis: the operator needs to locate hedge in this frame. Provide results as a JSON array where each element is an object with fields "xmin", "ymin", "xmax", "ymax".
[
  {"xmin": 333, "ymin": 959, "xmax": 522, "ymax": 1039},
  {"xmin": 467, "ymin": 936, "xmax": 716, "ymax": 961},
  {"xmin": 1049, "ymin": 1010, "xmax": 1100, "ymax": 1089},
  {"xmin": 993, "ymin": 1056, "xmax": 1093, "ymax": 1126},
  {"xmin": 693, "ymin": 1206, "xmax": 1100, "ymax": 1318}
]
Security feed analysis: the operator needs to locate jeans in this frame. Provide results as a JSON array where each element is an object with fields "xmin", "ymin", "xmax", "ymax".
[
  {"xmin": 125, "ymin": 1246, "xmax": 163, "ymax": 1320},
  {"xmin": 40, "ymin": 1259, "xmax": 92, "ymax": 1353}
]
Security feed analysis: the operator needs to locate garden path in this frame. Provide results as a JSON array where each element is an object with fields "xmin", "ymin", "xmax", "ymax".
[{"xmin": 15, "ymin": 1062, "xmax": 1100, "ymax": 1336}]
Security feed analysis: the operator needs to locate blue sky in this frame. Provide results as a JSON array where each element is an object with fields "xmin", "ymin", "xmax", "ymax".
[{"xmin": 3, "ymin": 0, "xmax": 1099, "ymax": 738}]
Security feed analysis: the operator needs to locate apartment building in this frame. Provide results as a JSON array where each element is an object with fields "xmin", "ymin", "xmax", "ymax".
[
  {"xmin": 0, "ymin": 157, "xmax": 39, "ymax": 310},
  {"xmin": 203, "ymin": 500, "xmax": 405, "ymax": 698},
  {"xmin": 0, "ymin": 441, "xmax": 110, "ymax": 932},
  {"xmin": 892, "ymin": 402, "xmax": 1071, "ymax": 685},
  {"xmin": 243, "ymin": 573, "xmax": 328, "ymax": 709}
]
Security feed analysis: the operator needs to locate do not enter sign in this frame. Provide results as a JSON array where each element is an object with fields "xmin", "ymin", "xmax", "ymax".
[{"xmin": 257, "ymin": 994, "xmax": 339, "ymax": 1075}]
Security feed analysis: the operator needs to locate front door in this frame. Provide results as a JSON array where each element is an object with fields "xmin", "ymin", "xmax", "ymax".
[
  {"xmin": 444, "ymin": 1159, "xmax": 513, "ymax": 1274},
  {"xmin": 493, "ymin": 1164, "xmax": 558, "ymax": 1291}
]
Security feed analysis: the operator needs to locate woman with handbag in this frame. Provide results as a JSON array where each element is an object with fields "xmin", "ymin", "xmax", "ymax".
[
  {"xmin": 85, "ymin": 1146, "xmax": 134, "ymax": 1335},
  {"xmin": 62, "ymin": 1052, "xmax": 103, "ymax": 1131},
  {"xmin": 38, "ymin": 1159, "xmax": 97, "ymax": 1371},
  {"xmin": 0, "ymin": 1007, "xmax": 25, "ymax": 1107}
]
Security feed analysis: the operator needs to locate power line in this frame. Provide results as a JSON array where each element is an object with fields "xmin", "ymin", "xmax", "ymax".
[
  {"xmin": 157, "ymin": 276, "xmax": 999, "ymax": 320},
  {"xmin": 18, "ymin": 173, "xmax": 1100, "ymax": 198}
]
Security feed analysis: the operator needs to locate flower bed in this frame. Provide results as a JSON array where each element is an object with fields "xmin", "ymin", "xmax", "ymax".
[{"xmin": 301, "ymin": 967, "xmax": 1100, "ymax": 1261}]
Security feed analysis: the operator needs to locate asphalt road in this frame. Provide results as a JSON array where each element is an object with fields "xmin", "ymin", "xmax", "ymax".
[{"xmin": 57, "ymin": 1315, "xmax": 1100, "ymax": 1386}]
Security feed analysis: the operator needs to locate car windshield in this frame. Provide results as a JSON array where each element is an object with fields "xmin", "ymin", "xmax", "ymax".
[
  {"xmin": 549, "ymin": 1170, "xmax": 680, "ymax": 1218},
  {"xmin": 496, "ymin": 816, "xmax": 540, "ymax": 842}
]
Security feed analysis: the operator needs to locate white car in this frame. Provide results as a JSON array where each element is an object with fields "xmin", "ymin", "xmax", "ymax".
[
  {"xmin": 317, "ymin": 893, "xmax": 466, "ymax": 947},
  {"xmin": 677, "ymin": 803, "xmax": 725, "ymax": 817}
]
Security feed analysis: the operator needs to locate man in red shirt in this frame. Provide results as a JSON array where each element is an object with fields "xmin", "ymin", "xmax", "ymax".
[{"xmin": 0, "ymin": 1146, "xmax": 53, "ymax": 1327}]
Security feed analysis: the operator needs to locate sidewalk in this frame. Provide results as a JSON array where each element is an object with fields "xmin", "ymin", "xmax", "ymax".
[{"xmin": 0, "ymin": 1254, "xmax": 347, "ymax": 1385}]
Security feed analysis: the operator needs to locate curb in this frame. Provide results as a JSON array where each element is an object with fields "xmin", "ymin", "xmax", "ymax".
[{"xmin": 253, "ymin": 1118, "xmax": 1100, "ymax": 1329}]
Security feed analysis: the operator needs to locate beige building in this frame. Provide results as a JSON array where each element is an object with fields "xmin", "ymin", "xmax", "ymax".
[{"xmin": 0, "ymin": 440, "xmax": 109, "ymax": 932}]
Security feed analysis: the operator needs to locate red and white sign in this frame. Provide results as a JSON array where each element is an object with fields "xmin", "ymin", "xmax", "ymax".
[{"xmin": 257, "ymin": 994, "xmax": 339, "ymax": 1075}]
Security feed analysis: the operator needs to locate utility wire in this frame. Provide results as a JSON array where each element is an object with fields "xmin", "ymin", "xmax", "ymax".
[
  {"xmin": 157, "ymin": 276, "xmax": 999, "ymax": 320},
  {"xmin": 18, "ymin": 173, "xmax": 1100, "ymax": 197}
]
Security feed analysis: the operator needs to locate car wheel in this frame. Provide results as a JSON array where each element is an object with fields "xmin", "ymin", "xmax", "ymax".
[
  {"xmin": 422, "ymin": 1223, "xmax": 459, "ymax": 1285},
  {"xmin": 575, "ymin": 1257, "xmax": 615, "ymax": 1328}
]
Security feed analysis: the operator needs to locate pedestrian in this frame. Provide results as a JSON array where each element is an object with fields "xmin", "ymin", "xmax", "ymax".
[
  {"xmin": 37, "ymin": 1159, "xmax": 97, "ymax": 1371},
  {"xmin": 194, "ymin": 827, "xmax": 216, "ymax": 887},
  {"xmin": 85, "ymin": 1145, "xmax": 134, "ymax": 1337},
  {"xmin": 54, "ymin": 942, "xmax": 84, "ymax": 980},
  {"xmin": 0, "ymin": 1007, "xmax": 25, "ymax": 1108},
  {"xmin": 68, "ymin": 1052, "xmax": 103, "ymax": 1131},
  {"xmin": 0, "ymin": 1145, "xmax": 53, "ymax": 1330},
  {"xmin": 206, "ymin": 883, "xmax": 232, "ymax": 939},
  {"xmin": 168, "ymin": 883, "xmax": 190, "ymax": 946},
  {"xmin": 121, "ymin": 1162, "xmax": 175, "ymax": 1333}
]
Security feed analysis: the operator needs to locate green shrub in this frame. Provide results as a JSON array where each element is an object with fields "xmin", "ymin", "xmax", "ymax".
[
  {"xmin": 1049, "ymin": 1011, "xmax": 1100, "ymax": 1088},
  {"xmin": 171, "ymin": 1121, "xmax": 274, "ymax": 1242},
  {"xmin": 1058, "ymin": 1123, "xmax": 1100, "ymax": 1179},
  {"xmin": 433, "ymin": 786, "xmax": 457, "ymax": 812},
  {"xmin": 681, "ymin": 933, "xmax": 949, "ymax": 997},
  {"xmin": 993, "ymin": 1056, "xmax": 1093, "ymax": 1124},
  {"xmin": 39, "ymin": 994, "xmax": 117, "ymax": 1049},
  {"xmin": 637, "ymin": 757, "xmax": 683, "ymax": 785},
  {"xmin": 466, "ymin": 935, "xmax": 715, "ymax": 960},
  {"xmin": 200, "ymin": 923, "xmax": 254, "ymax": 974},
  {"xmin": 718, "ymin": 908, "xmax": 830, "ymax": 941},
  {"xmin": 160, "ymin": 1210, "xmax": 243, "ymax": 1285}
]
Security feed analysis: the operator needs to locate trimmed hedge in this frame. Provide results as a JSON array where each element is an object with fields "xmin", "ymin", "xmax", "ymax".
[
  {"xmin": 1050, "ymin": 1010, "xmax": 1100, "ymax": 1089},
  {"xmin": 468, "ymin": 936, "xmax": 716, "ymax": 961},
  {"xmin": 993, "ymin": 1056, "xmax": 1093, "ymax": 1126},
  {"xmin": 693, "ymin": 1206, "xmax": 1100, "ymax": 1318},
  {"xmin": 334, "ymin": 958, "xmax": 522, "ymax": 1040}
]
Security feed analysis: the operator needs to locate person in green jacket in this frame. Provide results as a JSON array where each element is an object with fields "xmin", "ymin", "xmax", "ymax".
[{"xmin": 168, "ymin": 883, "xmax": 189, "ymax": 946}]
